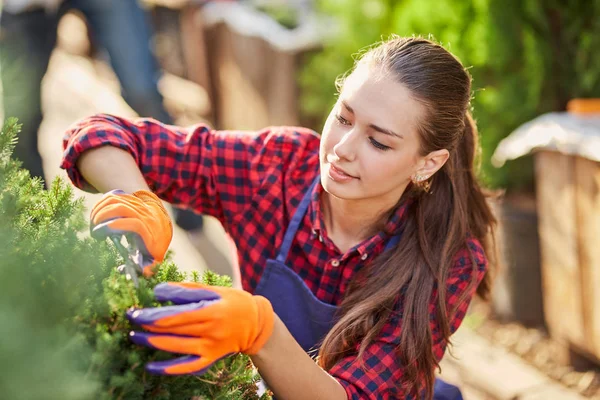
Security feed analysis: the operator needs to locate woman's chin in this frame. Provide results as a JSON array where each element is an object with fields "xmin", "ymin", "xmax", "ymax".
[{"xmin": 321, "ymin": 176, "xmax": 360, "ymax": 200}]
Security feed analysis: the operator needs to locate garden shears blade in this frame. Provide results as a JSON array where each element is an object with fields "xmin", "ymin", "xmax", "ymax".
[{"xmin": 110, "ymin": 235, "xmax": 142, "ymax": 287}]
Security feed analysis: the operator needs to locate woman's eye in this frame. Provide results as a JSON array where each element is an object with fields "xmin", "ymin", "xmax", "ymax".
[
  {"xmin": 369, "ymin": 137, "xmax": 391, "ymax": 151},
  {"xmin": 335, "ymin": 114, "xmax": 351, "ymax": 126}
]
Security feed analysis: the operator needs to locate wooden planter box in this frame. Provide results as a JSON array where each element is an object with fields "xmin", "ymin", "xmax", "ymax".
[
  {"xmin": 535, "ymin": 151, "xmax": 600, "ymax": 362},
  {"xmin": 198, "ymin": 4, "xmax": 323, "ymax": 130},
  {"xmin": 143, "ymin": 2, "xmax": 327, "ymax": 129}
]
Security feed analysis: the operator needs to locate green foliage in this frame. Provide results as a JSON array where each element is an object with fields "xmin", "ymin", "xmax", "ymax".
[
  {"xmin": 0, "ymin": 119, "xmax": 271, "ymax": 399},
  {"xmin": 300, "ymin": 0, "xmax": 600, "ymax": 189}
]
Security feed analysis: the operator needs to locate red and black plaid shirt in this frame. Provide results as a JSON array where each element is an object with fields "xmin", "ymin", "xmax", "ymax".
[{"xmin": 62, "ymin": 114, "xmax": 487, "ymax": 399}]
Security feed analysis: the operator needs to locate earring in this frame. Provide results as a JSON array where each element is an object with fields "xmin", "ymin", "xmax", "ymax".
[
  {"xmin": 412, "ymin": 174, "xmax": 432, "ymax": 194},
  {"xmin": 421, "ymin": 177, "xmax": 432, "ymax": 194}
]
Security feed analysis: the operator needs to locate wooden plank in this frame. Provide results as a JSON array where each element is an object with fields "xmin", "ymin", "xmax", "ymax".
[
  {"xmin": 267, "ymin": 50, "xmax": 300, "ymax": 126},
  {"xmin": 574, "ymin": 156, "xmax": 600, "ymax": 359},
  {"xmin": 178, "ymin": 5, "xmax": 214, "ymax": 121},
  {"xmin": 203, "ymin": 20, "xmax": 304, "ymax": 130},
  {"xmin": 209, "ymin": 24, "xmax": 271, "ymax": 130},
  {"xmin": 534, "ymin": 152, "xmax": 585, "ymax": 347}
]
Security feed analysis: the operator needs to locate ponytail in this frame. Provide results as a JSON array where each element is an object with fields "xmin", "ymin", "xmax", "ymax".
[{"xmin": 455, "ymin": 112, "xmax": 498, "ymax": 299}]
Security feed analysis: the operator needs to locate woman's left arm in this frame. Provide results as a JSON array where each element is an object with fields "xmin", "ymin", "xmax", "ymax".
[
  {"xmin": 126, "ymin": 282, "xmax": 347, "ymax": 399},
  {"xmin": 251, "ymin": 315, "xmax": 348, "ymax": 400}
]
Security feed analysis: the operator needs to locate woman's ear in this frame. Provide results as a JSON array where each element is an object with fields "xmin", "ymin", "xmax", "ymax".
[{"xmin": 415, "ymin": 149, "xmax": 449, "ymax": 179}]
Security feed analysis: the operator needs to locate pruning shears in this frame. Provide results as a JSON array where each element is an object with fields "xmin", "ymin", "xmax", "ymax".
[{"xmin": 110, "ymin": 235, "xmax": 142, "ymax": 287}]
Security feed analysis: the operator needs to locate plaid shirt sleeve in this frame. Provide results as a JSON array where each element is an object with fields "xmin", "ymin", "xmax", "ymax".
[
  {"xmin": 329, "ymin": 239, "xmax": 487, "ymax": 399},
  {"xmin": 61, "ymin": 113, "xmax": 319, "ymax": 228}
]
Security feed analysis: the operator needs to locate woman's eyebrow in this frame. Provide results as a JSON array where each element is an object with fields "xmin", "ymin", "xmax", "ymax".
[
  {"xmin": 371, "ymin": 124, "xmax": 404, "ymax": 139},
  {"xmin": 341, "ymin": 100, "xmax": 355, "ymax": 114},
  {"xmin": 342, "ymin": 100, "xmax": 404, "ymax": 139}
]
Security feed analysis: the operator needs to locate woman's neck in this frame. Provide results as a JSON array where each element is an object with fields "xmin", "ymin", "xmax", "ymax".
[{"xmin": 321, "ymin": 193, "xmax": 392, "ymax": 253}]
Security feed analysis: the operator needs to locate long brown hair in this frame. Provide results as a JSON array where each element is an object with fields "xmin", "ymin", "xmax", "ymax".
[{"xmin": 318, "ymin": 36, "xmax": 498, "ymax": 399}]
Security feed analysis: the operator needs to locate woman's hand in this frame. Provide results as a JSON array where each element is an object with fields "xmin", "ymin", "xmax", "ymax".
[
  {"xmin": 90, "ymin": 189, "xmax": 173, "ymax": 276},
  {"xmin": 126, "ymin": 282, "xmax": 275, "ymax": 375}
]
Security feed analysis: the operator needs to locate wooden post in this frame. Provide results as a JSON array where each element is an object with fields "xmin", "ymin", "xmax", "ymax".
[
  {"xmin": 574, "ymin": 156, "xmax": 600, "ymax": 359},
  {"xmin": 534, "ymin": 152, "xmax": 585, "ymax": 348},
  {"xmin": 179, "ymin": 5, "xmax": 213, "ymax": 103},
  {"xmin": 202, "ymin": 19, "xmax": 309, "ymax": 130},
  {"xmin": 267, "ymin": 50, "xmax": 299, "ymax": 126}
]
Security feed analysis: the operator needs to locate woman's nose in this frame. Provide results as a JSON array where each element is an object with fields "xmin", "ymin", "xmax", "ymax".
[{"xmin": 332, "ymin": 130, "xmax": 357, "ymax": 161}]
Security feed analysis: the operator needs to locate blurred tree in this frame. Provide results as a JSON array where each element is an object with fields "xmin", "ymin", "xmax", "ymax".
[{"xmin": 300, "ymin": 0, "xmax": 600, "ymax": 189}]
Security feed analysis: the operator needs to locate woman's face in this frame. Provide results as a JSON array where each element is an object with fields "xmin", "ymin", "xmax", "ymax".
[{"xmin": 320, "ymin": 65, "xmax": 426, "ymax": 207}]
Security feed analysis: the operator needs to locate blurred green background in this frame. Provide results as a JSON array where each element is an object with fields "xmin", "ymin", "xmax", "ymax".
[{"xmin": 298, "ymin": 0, "xmax": 600, "ymax": 190}]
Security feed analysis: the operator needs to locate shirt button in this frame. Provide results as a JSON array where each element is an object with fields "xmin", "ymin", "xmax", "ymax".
[
  {"xmin": 361, "ymin": 253, "xmax": 368, "ymax": 260},
  {"xmin": 331, "ymin": 259, "xmax": 340, "ymax": 267}
]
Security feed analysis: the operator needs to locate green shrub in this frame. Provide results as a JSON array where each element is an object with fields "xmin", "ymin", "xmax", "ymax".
[{"xmin": 0, "ymin": 119, "xmax": 270, "ymax": 400}]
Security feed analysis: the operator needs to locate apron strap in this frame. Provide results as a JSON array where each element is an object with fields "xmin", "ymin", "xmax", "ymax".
[
  {"xmin": 276, "ymin": 174, "xmax": 321, "ymax": 263},
  {"xmin": 384, "ymin": 233, "xmax": 401, "ymax": 251}
]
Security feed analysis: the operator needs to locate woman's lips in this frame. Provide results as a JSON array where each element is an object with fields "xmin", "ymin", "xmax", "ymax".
[{"xmin": 328, "ymin": 163, "xmax": 357, "ymax": 182}]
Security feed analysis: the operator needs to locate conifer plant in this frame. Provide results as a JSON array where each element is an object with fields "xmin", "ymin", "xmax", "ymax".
[{"xmin": 0, "ymin": 119, "xmax": 271, "ymax": 400}]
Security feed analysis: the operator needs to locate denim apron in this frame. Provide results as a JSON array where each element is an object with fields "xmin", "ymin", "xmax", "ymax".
[{"xmin": 254, "ymin": 175, "xmax": 463, "ymax": 400}]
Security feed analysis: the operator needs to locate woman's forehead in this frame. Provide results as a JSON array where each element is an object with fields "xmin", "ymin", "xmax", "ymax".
[{"xmin": 339, "ymin": 66, "xmax": 424, "ymax": 135}]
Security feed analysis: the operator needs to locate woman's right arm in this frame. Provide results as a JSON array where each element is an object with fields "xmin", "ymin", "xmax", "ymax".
[
  {"xmin": 62, "ymin": 113, "xmax": 238, "ymax": 221},
  {"xmin": 62, "ymin": 113, "xmax": 318, "ymax": 227},
  {"xmin": 77, "ymin": 145, "xmax": 151, "ymax": 193}
]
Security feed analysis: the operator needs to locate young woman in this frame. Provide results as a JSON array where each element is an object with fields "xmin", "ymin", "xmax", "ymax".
[{"xmin": 62, "ymin": 36, "xmax": 496, "ymax": 399}]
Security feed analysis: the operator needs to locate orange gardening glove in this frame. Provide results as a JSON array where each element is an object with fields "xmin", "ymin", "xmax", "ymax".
[
  {"xmin": 90, "ymin": 189, "xmax": 173, "ymax": 277},
  {"xmin": 126, "ymin": 282, "xmax": 275, "ymax": 375}
]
